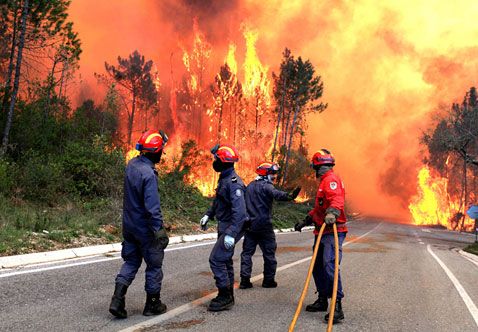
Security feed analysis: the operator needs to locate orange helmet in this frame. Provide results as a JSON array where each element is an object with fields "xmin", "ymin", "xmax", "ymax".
[
  {"xmin": 136, "ymin": 130, "xmax": 168, "ymax": 153},
  {"xmin": 211, "ymin": 144, "xmax": 239, "ymax": 163},
  {"xmin": 256, "ymin": 162, "xmax": 280, "ymax": 176},
  {"xmin": 311, "ymin": 148, "xmax": 335, "ymax": 168}
]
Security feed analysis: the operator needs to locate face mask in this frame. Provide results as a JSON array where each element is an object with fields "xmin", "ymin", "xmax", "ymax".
[
  {"xmin": 145, "ymin": 151, "xmax": 162, "ymax": 164},
  {"xmin": 213, "ymin": 159, "xmax": 223, "ymax": 172},
  {"xmin": 316, "ymin": 165, "xmax": 332, "ymax": 178}
]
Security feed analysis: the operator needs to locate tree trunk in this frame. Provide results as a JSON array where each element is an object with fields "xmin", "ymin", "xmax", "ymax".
[
  {"xmin": 283, "ymin": 108, "xmax": 291, "ymax": 150},
  {"xmin": 217, "ymin": 101, "xmax": 224, "ymax": 144},
  {"xmin": 282, "ymin": 103, "xmax": 299, "ymax": 186},
  {"xmin": 127, "ymin": 91, "xmax": 136, "ymax": 146},
  {"xmin": 233, "ymin": 101, "xmax": 237, "ymax": 145},
  {"xmin": 255, "ymin": 95, "xmax": 259, "ymax": 133},
  {"xmin": 1, "ymin": 4, "xmax": 18, "ymax": 114},
  {"xmin": 45, "ymin": 60, "xmax": 58, "ymax": 119},
  {"xmin": 272, "ymin": 74, "xmax": 286, "ymax": 162},
  {"xmin": 1, "ymin": 0, "xmax": 29, "ymax": 156},
  {"xmin": 460, "ymin": 158, "xmax": 468, "ymax": 231}
]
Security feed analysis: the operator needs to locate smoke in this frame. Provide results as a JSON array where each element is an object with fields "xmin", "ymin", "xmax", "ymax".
[
  {"xmin": 154, "ymin": 0, "xmax": 241, "ymax": 43},
  {"xmin": 68, "ymin": 0, "xmax": 478, "ymax": 219}
]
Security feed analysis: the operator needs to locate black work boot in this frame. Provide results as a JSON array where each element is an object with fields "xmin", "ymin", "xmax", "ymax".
[
  {"xmin": 143, "ymin": 294, "xmax": 167, "ymax": 316},
  {"xmin": 229, "ymin": 285, "xmax": 235, "ymax": 304},
  {"xmin": 262, "ymin": 278, "xmax": 278, "ymax": 288},
  {"xmin": 305, "ymin": 295, "xmax": 328, "ymax": 312},
  {"xmin": 208, "ymin": 287, "xmax": 234, "ymax": 311},
  {"xmin": 324, "ymin": 298, "xmax": 344, "ymax": 323},
  {"xmin": 109, "ymin": 283, "xmax": 128, "ymax": 319},
  {"xmin": 239, "ymin": 277, "xmax": 253, "ymax": 289}
]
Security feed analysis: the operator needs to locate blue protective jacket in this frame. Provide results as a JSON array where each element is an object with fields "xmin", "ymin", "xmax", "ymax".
[
  {"xmin": 122, "ymin": 155, "xmax": 164, "ymax": 236},
  {"xmin": 245, "ymin": 178, "xmax": 290, "ymax": 231},
  {"xmin": 206, "ymin": 168, "xmax": 248, "ymax": 238}
]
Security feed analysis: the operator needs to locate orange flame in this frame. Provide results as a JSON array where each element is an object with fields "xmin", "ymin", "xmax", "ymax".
[
  {"xmin": 409, "ymin": 166, "xmax": 474, "ymax": 231},
  {"xmin": 242, "ymin": 26, "xmax": 270, "ymax": 106},
  {"xmin": 225, "ymin": 43, "xmax": 238, "ymax": 75},
  {"xmin": 295, "ymin": 192, "xmax": 311, "ymax": 203},
  {"xmin": 182, "ymin": 18, "xmax": 211, "ymax": 94}
]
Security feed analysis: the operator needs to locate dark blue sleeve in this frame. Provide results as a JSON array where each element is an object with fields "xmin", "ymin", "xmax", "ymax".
[
  {"xmin": 265, "ymin": 183, "xmax": 290, "ymax": 201},
  {"xmin": 143, "ymin": 172, "xmax": 163, "ymax": 232},
  {"xmin": 206, "ymin": 198, "xmax": 218, "ymax": 219},
  {"xmin": 224, "ymin": 183, "xmax": 248, "ymax": 238}
]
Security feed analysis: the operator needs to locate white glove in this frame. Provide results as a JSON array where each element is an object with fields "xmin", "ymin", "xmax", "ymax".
[
  {"xmin": 200, "ymin": 215, "xmax": 209, "ymax": 231},
  {"xmin": 224, "ymin": 235, "xmax": 235, "ymax": 249}
]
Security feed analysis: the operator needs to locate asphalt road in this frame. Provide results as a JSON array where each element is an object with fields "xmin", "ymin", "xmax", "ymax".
[{"xmin": 1, "ymin": 218, "xmax": 477, "ymax": 332}]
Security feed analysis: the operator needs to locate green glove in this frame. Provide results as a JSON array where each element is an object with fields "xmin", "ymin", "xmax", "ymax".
[
  {"xmin": 324, "ymin": 213, "xmax": 336, "ymax": 225},
  {"xmin": 288, "ymin": 186, "xmax": 302, "ymax": 200},
  {"xmin": 154, "ymin": 228, "xmax": 169, "ymax": 249},
  {"xmin": 294, "ymin": 215, "xmax": 312, "ymax": 232},
  {"xmin": 294, "ymin": 221, "xmax": 306, "ymax": 232}
]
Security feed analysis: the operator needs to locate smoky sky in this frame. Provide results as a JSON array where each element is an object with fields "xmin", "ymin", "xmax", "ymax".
[{"xmin": 155, "ymin": 0, "xmax": 241, "ymax": 43}]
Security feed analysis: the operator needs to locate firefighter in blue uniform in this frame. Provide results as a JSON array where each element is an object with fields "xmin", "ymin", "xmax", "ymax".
[
  {"xmin": 109, "ymin": 130, "xmax": 170, "ymax": 319},
  {"xmin": 199, "ymin": 144, "xmax": 248, "ymax": 311},
  {"xmin": 239, "ymin": 162, "xmax": 301, "ymax": 289}
]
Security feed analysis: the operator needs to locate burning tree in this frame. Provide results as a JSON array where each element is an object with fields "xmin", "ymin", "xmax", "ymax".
[
  {"xmin": 243, "ymin": 28, "xmax": 270, "ymax": 134},
  {"xmin": 180, "ymin": 19, "xmax": 212, "ymax": 144},
  {"xmin": 271, "ymin": 48, "xmax": 327, "ymax": 186},
  {"xmin": 98, "ymin": 50, "xmax": 159, "ymax": 146},
  {"xmin": 210, "ymin": 63, "xmax": 243, "ymax": 144},
  {"xmin": 412, "ymin": 87, "xmax": 478, "ymax": 230}
]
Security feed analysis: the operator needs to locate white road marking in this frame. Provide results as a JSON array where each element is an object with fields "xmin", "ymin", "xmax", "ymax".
[
  {"xmin": 459, "ymin": 250, "xmax": 478, "ymax": 268},
  {"xmin": 427, "ymin": 245, "xmax": 478, "ymax": 327},
  {"xmin": 422, "ymin": 229, "xmax": 431, "ymax": 233},
  {"xmin": 119, "ymin": 222, "xmax": 382, "ymax": 332},
  {"xmin": 419, "ymin": 241, "xmax": 425, "ymax": 245}
]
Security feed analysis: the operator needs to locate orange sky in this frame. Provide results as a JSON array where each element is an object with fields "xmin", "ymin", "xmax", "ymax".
[{"xmin": 69, "ymin": 0, "xmax": 478, "ymax": 219}]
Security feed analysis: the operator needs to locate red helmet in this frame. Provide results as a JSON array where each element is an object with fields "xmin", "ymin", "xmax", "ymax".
[
  {"xmin": 136, "ymin": 130, "xmax": 168, "ymax": 153},
  {"xmin": 311, "ymin": 148, "xmax": 335, "ymax": 168},
  {"xmin": 256, "ymin": 162, "xmax": 280, "ymax": 176},
  {"xmin": 211, "ymin": 144, "xmax": 239, "ymax": 163}
]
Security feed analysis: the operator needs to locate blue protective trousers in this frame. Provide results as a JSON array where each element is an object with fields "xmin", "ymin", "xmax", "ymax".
[
  {"xmin": 312, "ymin": 232, "xmax": 346, "ymax": 299},
  {"xmin": 240, "ymin": 230, "xmax": 277, "ymax": 280},
  {"xmin": 115, "ymin": 230, "xmax": 165, "ymax": 295},
  {"xmin": 209, "ymin": 232, "xmax": 243, "ymax": 289}
]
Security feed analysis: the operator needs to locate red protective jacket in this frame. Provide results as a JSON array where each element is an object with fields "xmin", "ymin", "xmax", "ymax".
[{"xmin": 308, "ymin": 169, "xmax": 347, "ymax": 235}]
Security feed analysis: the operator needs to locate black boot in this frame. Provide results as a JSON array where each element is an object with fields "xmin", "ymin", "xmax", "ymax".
[
  {"xmin": 262, "ymin": 278, "xmax": 278, "ymax": 288},
  {"xmin": 239, "ymin": 277, "xmax": 253, "ymax": 289},
  {"xmin": 324, "ymin": 298, "xmax": 344, "ymax": 323},
  {"xmin": 109, "ymin": 283, "xmax": 128, "ymax": 319},
  {"xmin": 143, "ymin": 294, "xmax": 167, "ymax": 316},
  {"xmin": 229, "ymin": 285, "xmax": 235, "ymax": 304},
  {"xmin": 208, "ymin": 287, "xmax": 234, "ymax": 311},
  {"xmin": 305, "ymin": 295, "xmax": 328, "ymax": 312}
]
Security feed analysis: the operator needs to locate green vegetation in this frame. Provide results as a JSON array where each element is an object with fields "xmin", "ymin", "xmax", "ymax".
[
  {"xmin": 464, "ymin": 242, "xmax": 478, "ymax": 255},
  {"xmin": 0, "ymin": 1, "xmax": 321, "ymax": 256},
  {"xmin": 0, "ymin": 175, "xmax": 311, "ymax": 255}
]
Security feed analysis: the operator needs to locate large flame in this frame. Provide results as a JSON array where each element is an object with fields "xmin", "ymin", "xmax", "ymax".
[
  {"xmin": 242, "ymin": 26, "xmax": 271, "ymax": 106},
  {"xmin": 69, "ymin": 1, "xmax": 478, "ymax": 219},
  {"xmin": 409, "ymin": 166, "xmax": 474, "ymax": 231}
]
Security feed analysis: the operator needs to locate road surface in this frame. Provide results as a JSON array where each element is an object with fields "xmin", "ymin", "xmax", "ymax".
[{"xmin": 1, "ymin": 218, "xmax": 477, "ymax": 331}]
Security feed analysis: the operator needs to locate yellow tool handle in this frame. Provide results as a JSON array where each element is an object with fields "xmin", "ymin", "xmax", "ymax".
[
  {"xmin": 327, "ymin": 223, "xmax": 339, "ymax": 332},
  {"xmin": 288, "ymin": 223, "xmax": 326, "ymax": 332}
]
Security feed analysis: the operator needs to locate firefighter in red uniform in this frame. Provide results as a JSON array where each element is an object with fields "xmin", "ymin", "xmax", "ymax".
[{"xmin": 294, "ymin": 148, "xmax": 347, "ymax": 324}]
